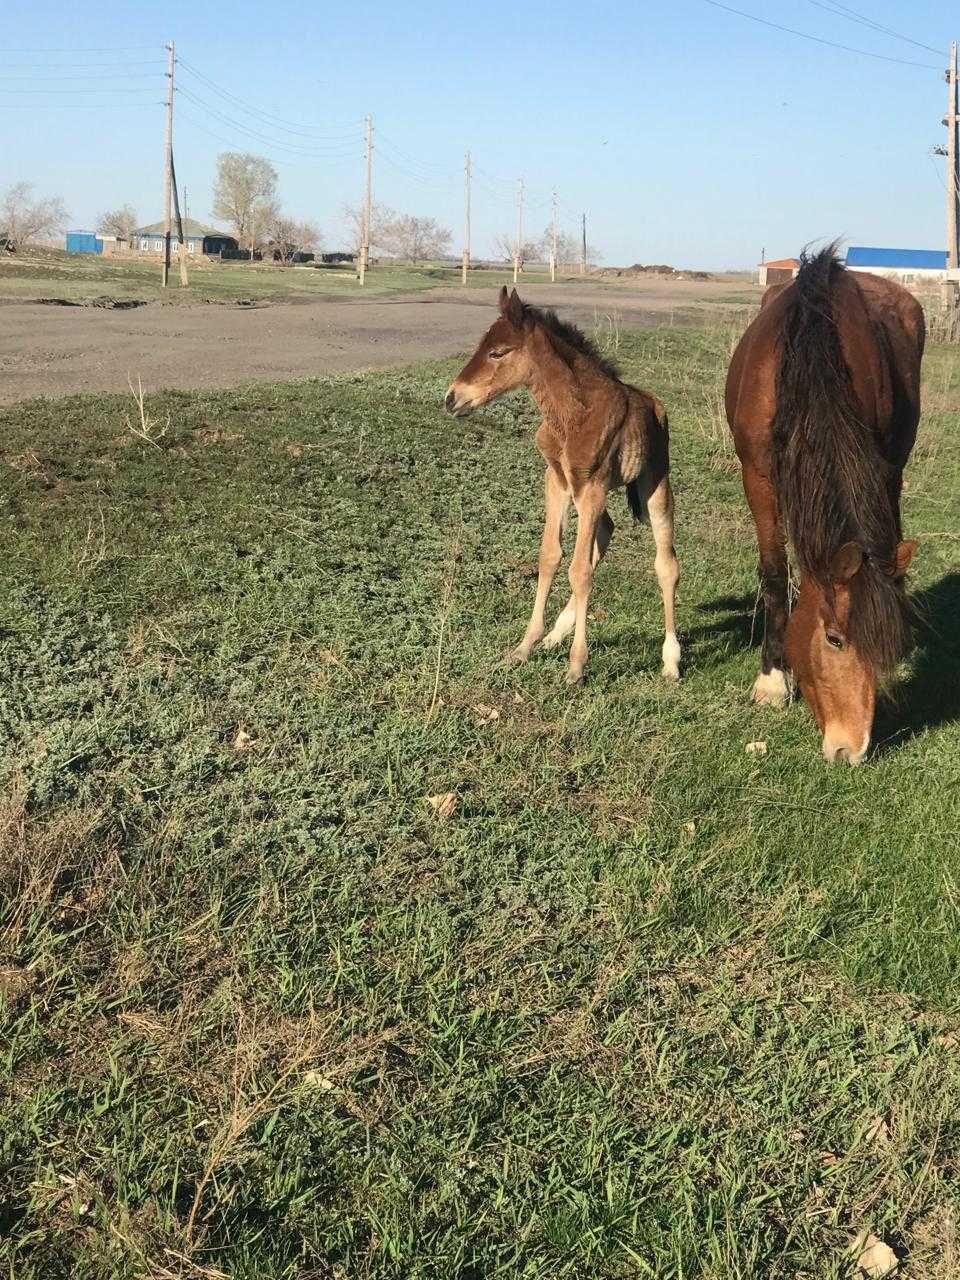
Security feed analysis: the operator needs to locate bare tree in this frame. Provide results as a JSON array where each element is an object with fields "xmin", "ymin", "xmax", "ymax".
[
  {"xmin": 1, "ymin": 182, "xmax": 68, "ymax": 246},
  {"xmin": 97, "ymin": 204, "xmax": 138, "ymax": 243},
  {"xmin": 268, "ymin": 214, "xmax": 323, "ymax": 261},
  {"xmin": 493, "ymin": 231, "xmax": 541, "ymax": 269},
  {"xmin": 537, "ymin": 224, "xmax": 601, "ymax": 269},
  {"xmin": 342, "ymin": 201, "xmax": 392, "ymax": 256},
  {"xmin": 378, "ymin": 214, "xmax": 452, "ymax": 263},
  {"xmin": 212, "ymin": 153, "xmax": 279, "ymax": 251}
]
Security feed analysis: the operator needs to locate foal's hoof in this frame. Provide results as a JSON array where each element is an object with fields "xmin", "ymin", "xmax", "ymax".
[
  {"xmin": 506, "ymin": 645, "xmax": 530, "ymax": 667},
  {"xmin": 661, "ymin": 635, "xmax": 681, "ymax": 681},
  {"xmin": 752, "ymin": 668, "xmax": 789, "ymax": 707},
  {"xmin": 564, "ymin": 667, "xmax": 585, "ymax": 686}
]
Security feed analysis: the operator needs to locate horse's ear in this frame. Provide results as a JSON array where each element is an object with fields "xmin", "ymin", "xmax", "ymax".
[
  {"xmin": 506, "ymin": 288, "xmax": 525, "ymax": 327},
  {"xmin": 498, "ymin": 285, "xmax": 510, "ymax": 314},
  {"xmin": 891, "ymin": 539, "xmax": 918, "ymax": 578},
  {"xmin": 830, "ymin": 542, "xmax": 864, "ymax": 582}
]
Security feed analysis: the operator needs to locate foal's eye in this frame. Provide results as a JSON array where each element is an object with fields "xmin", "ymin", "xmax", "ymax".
[
  {"xmin": 825, "ymin": 632, "xmax": 844, "ymax": 650},
  {"xmin": 489, "ymin": 347, "xmax": 512, "ymax": 360}
]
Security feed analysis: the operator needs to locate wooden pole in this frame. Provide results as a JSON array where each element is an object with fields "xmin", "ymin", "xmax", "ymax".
[
  {"xmin": 513, "ymin": 177, "xmax": 523, "ymax": 285},
  {"xmin": 462, "ymin": 149, "xmax": 471, "ymax": 286},
  {"xmin": 942, "ymin": 42, "xmax": 959, "ymax": 339},
  {"xmin": 360, "ymin": 114, "xmax": 373, "ymax": 286},
  {"xmin": 162, "ymin": 41, "xmax": 173, "ymax": 287},
  {"xmin": 580, "ymin": 212, "xmax": 587, "ymax": 276},
  {"xmin": 170, "ymin": 150, "xmax": 188, "ymax": 286},
  {"xmin": 550, "ymin": 189, "xmax": 558, "ymax": 282}
]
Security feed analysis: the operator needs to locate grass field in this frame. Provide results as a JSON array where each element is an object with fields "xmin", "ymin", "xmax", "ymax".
[
  {"xmin": 0, "ymin": 249, "xmax": 576, "ymax": 305},
  {"xmin": 2, "ymin": 320, "xmax": 960, "ymax": 1278}
]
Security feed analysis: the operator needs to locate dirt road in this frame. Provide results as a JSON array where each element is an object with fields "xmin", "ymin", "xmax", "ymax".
[{"xmin": 0, "ymin": 279, "xmax": 757, "ymax": 404}]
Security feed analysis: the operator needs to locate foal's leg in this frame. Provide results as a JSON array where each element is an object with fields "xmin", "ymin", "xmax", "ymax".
[
  {"xmin": 542, "ymin": 508, "xmax": 613, "ymax": 650},
  {"xmin": 646, "ymin": 474, "xmax": 681, "ymax": 680},
  {"xmin": 510, "ymin": 465, "xmax": 569, "ymax": 663},
  {"xmin": 565, "ymin": 484, "xmax": 606, "ymax": 684},
  {"xmin": 742, "ymin": 463, "xmax": 789, "ymax": 706}
]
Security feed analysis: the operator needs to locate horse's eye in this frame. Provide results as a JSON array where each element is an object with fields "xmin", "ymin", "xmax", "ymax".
[
  {"xmin": 826, "ymin": 632, "xmax": 844, "ymax": 650},
  {"xmin": 489, "ymin": 348, "xmax": 512, "ymax": 359}
]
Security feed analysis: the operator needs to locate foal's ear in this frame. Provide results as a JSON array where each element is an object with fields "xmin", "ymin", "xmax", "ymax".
[
  {"xmin": 505, "ymin": 287, "xmax": 525, "ymax": 327},
  {"xmin": 891, "ymin": 539, "xmax": 918, "ymax": 578},
  {"xmin": 830, "ymin": 542, "xmax": 864, "ymax": 582},
  {"xmin": 498, "ymin": 285, "xmax": 510, "ymax": 314}
]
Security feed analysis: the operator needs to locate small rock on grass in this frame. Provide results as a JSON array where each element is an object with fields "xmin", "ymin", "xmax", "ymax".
[
  {"xmin": 425, "ymin": 792, "xmax": 457, "ymax": 822},
  {"xmin": 850, "ymin": 1231, "xmax": 899, "ymax": 1278},
  {"xmin": 745, "ymin": 740, "xmax": 768, "ymax": 756}
]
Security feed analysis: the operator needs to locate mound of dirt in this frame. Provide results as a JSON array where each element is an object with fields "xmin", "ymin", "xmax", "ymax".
[
  {"xmin": 37, "ymin": 296, "xmax": 147, "ymax": 309},
  {"xmin": 599, "ymin": 264, "xmax": 712, "ymax": 282}
]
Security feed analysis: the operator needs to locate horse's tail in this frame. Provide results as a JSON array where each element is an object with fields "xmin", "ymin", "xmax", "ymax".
[
  {"xmin": 626, "ymin": 477, "xmax": 646, "ymax": 522},
  {"xmin": 770, "ymin": 243, "xmax": 910, "ymax": 671}
]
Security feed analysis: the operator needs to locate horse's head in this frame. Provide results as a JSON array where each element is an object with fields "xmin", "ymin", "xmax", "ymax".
[
  {"xmin": 786, "ymin": 540, "xmax": 917, "ymax": 764},
  {"xmin": 445, "ymin": 287, "xmax": 533, "ymax": 416}
]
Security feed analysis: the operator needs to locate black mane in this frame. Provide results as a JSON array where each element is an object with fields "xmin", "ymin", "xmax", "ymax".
[
  {"xmin": 771, "ymin": 244, "xmax": 912, "ymax": 673},
  {"xmin": 527, "ymin": 305, "xmax": 621, "ymax": 379}
]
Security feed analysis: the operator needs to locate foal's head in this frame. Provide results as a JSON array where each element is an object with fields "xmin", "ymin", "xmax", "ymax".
[
  {"xmin": 785, "ymin": 539, "xmax": 917, "ymax": 764},
  {"xmin": 444, "ymin": 287, "xmax": 534, "ymax": 416}
]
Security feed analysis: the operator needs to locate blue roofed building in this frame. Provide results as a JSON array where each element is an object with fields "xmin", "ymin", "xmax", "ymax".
[{"xmin": 845, "ymin": 246, "xmax": 948, "ymax": 282}]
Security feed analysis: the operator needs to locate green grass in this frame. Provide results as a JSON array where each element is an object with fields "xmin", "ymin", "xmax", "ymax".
[
  {"xmin": 0, "ymin": 249, "xmax": 585, "ymax": 304},
  {"xmin": 2, "ymin": 323, "xmax": 960, "ymax": 1278}
]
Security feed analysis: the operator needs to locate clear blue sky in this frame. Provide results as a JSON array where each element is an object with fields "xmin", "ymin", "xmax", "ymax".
[{"xmin": 4, "ymin": 0, "xmax": 954, "ymax": 268}]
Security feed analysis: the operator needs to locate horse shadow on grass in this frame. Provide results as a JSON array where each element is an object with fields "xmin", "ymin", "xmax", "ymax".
[
  {"xmin": 684, "ymin": 591, "xmax": 760, "ymax": 662},
  {"xmin": 875, "ymin": 570, "xmax": 960, "ymax": 750}
]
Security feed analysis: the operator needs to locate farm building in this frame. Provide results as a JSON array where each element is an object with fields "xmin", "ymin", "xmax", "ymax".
[
  {"xmin": 758, "ymin": 258, "xmax": 799, "ymax": 288},
  {"xmin": 66, "ymin": 231, "xmax": 103, "ymax": 255},
  {"xmin": 132, "ymin": 219, "xmax": 239, "ymax": 256},
  {"xmin": 845, "ymin": 246, "xmax": 948, "ymax": 283}
]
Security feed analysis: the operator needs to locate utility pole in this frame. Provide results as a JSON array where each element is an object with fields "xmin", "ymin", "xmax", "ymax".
[
  {"xmin": 550, "ymin": 189, "xmax": 559, "ymax": 282},
  {"xmin": 162, "ymin": 40, "xmax": 174, "ymax": 288},
  {"xmin": 360, "ymin": 114, "xmax": 373, "ymax": 286},
  {"xmin": 170, "ymin": 151, "xmax": 188, "ymax": 286},
  {"xmin": 580, "ymin": 212, "xmax": 587, "ymax": 276},
  {"xmin": 514, "ymin": 177, "xmax": 524, "ymax": 285},
  {"xmin": 462, "ymin": 149, "xmax": 471, "ymax": 286},
  {"xmin": 939, "ymin": 42, "xmax": 959, "ymax": 338},
  {"xmin": 946, "ymin": 42, "xmax": 958, "ymax": 269}
]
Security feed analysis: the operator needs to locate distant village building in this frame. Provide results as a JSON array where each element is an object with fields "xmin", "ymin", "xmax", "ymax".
[
  {"xmin": 758, "ymin": 258, "xmax": 799, "ymax": 288},
  {"xmin": 845, "ymin": 246, "xmax": 948, "ymax": 283},
  {"xmin": 131, "ymin": 219, "xmax": 239, "ymax": 257}
]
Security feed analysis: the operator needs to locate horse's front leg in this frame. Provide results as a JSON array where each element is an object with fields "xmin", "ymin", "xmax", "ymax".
[
  {"xmin": 510, "ymin": 465, "xmax": 569, "ymax": 663},
  {"xmin": 565, "ymin": 482, "xmax": 605, "ymax": 684},
  {"xmin": 742, "ymin": 462, "xmax": 789, "ymax": 705}
]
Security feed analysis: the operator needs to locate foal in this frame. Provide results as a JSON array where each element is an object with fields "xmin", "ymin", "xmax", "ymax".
[{"xmin": 445, "ymin": 287, "xmax": 680, "ymax": 684}]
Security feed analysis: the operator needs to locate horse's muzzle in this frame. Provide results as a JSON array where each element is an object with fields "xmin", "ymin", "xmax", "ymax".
[{"xmin": 444, "ymin": 387, "xmax": 474, "ymax": 417}]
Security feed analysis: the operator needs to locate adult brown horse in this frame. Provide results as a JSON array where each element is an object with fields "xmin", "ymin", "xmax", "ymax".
[
  {"xmin": 726, "ymin": 246, "xmax": 923, "ymax": 763},
  {"xmin": 445, "ymin": 287, "xmax": 681, "ymax": 685}
]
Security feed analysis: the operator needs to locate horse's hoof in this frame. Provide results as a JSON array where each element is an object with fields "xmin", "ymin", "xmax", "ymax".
[
  {"xmin": 662, "ymin": 664, "xmax": 680, "ymax": 682},
  {"xmin": 506, "ymin": 646, "xmax": 529, "ymax": 667},
  {"xmin": 540, "ymin": 631, "xmax": 564, "ymax": 651},
  {"xmin": 752, "ymin": 668, "xmax": 789, "ymax": 707},
  {"xmin": 565, "ymin": 667, "xmax": 584, "ymax": 686}
]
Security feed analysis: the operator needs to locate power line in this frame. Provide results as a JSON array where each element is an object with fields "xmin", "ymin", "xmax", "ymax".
[
  {"xmin": 176, "ymin": 85, "xmax": 361, "ymax": 156},
  {"xmin": 699, "ymin": 0, "xmax": 941, "ymax": 69},
  {"xmin": 0, "ymin": 72, "xmax": 164, "ymax": 81},
  {"xmin": 177, "ymin": 57, "xmax": 361, "ymax": 140},
  {"xmin": 0, "ymin": 86, "xmax": 162, "ymax": 94},
  {"xmin": 0, "ymin": 59, "xmax": 165, "ymax": 68},
  {"xmin": 804, "ymin": 0, "xmax": 944, "ymax": 57},
  {"xmin": 176, "ymin": 104, "xmax": 358, "ymax": 168},
  {"xmin": 3, "ymin": 44, "xmax": 162, "ymax": 52}
]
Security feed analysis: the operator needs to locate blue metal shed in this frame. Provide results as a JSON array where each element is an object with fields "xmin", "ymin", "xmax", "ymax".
[
  {"xmin": 845, "ymin": 246, "xmax": 946, "ymax": 269},
  {"xmin": 66, "ymin": 231, "xmax": 103, "ymax": 255}
]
